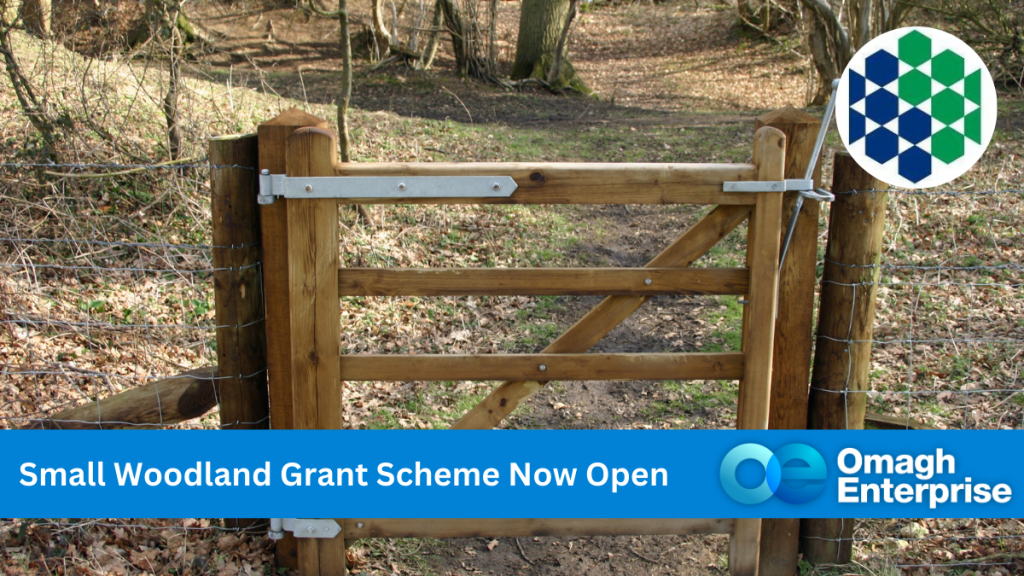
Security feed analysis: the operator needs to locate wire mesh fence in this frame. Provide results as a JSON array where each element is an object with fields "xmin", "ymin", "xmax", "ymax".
[
  {"xmin": 810, "ymin": 187, "xmax": 1024, "ymax": 574},
  {"xmin": 0, "ymin": 160, "xmax": 269, "ymax": 431}
]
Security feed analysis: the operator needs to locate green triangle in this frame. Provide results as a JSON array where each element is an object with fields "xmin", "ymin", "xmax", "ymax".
[
  {"xmin": 965, "ymin": 109, "xmax": 982, "ymax": 144},
  {"xmin": 965, "ymin": 70, "xmax": 981, "ymax": 105}
]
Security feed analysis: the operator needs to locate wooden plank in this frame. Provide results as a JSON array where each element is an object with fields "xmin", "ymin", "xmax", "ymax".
[
  {"xmin": 20, "ymin": 368, "xmax": 217, "ymax": 429},
  {"xmin": 802, "ymin": 152, "xmax": 885, "ymax": 566},
  {"xmin": 865, "ymin": 411, "xmax": 934, "ymax": 430},
  {"xmin": 757, "ymin": 107, "xmax": 823, "ymax": 430},
  {"xmin": 285, "ymin": 126, "xmax": 346, "ymax": 576},
  {"xmin": 339, "ymin": 267, "xmax": 748, "ymax": 296},
  {"xmin": 737, "ymin": 127, "xmax": 785, "ymax": 430},
  {"xmin": 340, "ymin": 352, "xmax": 743, "ymax": 382},
  {"xmin": 258, "ymin": 109, "xmax": 329, "ymax": 571},
  {"xmin": 343, "ymin": 518, "xmax": 733, "ymax": 539},
  {"xmin": 754, "ymin": 107, "xmax": 822, "ymax": 576},
  {"xmin": 331, "ymin": 162, "xmax": 758, "ymax": 205},
  {"xmin": 731, "ymin": 126, "xmax": 786, "ymax": 576},
  {"xmin": 451, "ymin": 204, "xmax": 751, "ymax": 430},
  {"xmin": 210, "ymin": 133, "xmax": 269, "ymax": 432},
  {"xmin": 731, "ymin": 518, "xmax": 763, "ymax": 576}
]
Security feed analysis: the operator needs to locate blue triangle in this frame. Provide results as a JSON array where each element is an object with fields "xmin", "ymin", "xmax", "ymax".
[
  {"xmin": 850, "ymin": 71, "xmax": 866, "ymax": 104},
  {"xmin": 849, "ymin": 109, "xmax": 866, "ymax": 143}
]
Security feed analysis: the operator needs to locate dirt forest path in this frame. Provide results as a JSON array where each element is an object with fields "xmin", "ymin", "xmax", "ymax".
[{"xmin": 195, "ymin": 2, "xmax": 809, "ymax": 125}]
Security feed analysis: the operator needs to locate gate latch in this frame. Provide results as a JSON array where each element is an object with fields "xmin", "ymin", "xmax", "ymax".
[
  {"xmin": 269, "ymin": 518, "xmax": 342, "ymax": 540},
  {"xmin": 258, "ymin": 171, "xmax": 518, "ymax": 205}
]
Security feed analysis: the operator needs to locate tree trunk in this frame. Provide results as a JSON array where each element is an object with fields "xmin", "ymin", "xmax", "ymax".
[
  {"xmin": 850, "ymin": 0, "xmax": 871, "ymax": 51},
  {"xmin": 511, "ymin": 0, "xmax": 589, "ymax": 93},
  {"xmin": 337, "ymin": 0, "xmax": 353, "ymax": 162},
  {"xmin": 370, "ymin": 0, "xmax": 392, "ymax": 60},
  {"xmin": 547, "ymin": 0, "xmax": 579, "ymax": 85},
  {"xmin": 418, "ymin": 0, "xmax": 443, "ymax": 69},
  {"xmin": 439, "ymin": 0, "xmax": 486, "ymax": 77},
  {"xmin": 20, "ymin": 0, "xmax": 50, "ymax": 37},
  {"xmin": 805, "ymin": 8, "xmax": 838, "ymax": 105},
  {"xmin": 800, "ymin": 0, "xmax": 852, "ymax": 105},
  {"xmin": 337, "ymin": 0, "xmax": 375, "ymax": 227},
  {"xmin": 0, "ymin": 7, "xmax": 57, "ymax": 159},
  {"xmin": 159, "ymin": 0, "xmax": 183, "ymax": 160},
  {"xmin": 487, "ymin": 0, "xmax": 497, "ymax": 74},
  {"xmin": 133, "ymin": 0, "xmax": 199, "ymax": 46}
]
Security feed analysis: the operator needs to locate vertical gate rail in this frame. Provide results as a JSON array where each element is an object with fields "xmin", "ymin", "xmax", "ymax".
[
  {"xmin": 256, "ymin": 109, "xmax": 789, "ymax": 576},
  {"xmin": 753, "ymin": 107, "xmax": 824, "ymax": 576}
]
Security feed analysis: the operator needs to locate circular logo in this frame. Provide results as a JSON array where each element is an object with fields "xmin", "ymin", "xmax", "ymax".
[
  {"xmin": 720, "ymin": 443, "xmax": 827, "ymax": 505},
  {"xmin": 836, "ymin": 27, "xmax": 997, "ymax": 188}
]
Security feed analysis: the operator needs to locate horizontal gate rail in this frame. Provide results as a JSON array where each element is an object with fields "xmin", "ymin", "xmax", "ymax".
[
  {"xmin": 339, "ymin": 352, "xmax": 744, "ymax": 382},
  {"xmin": 325, "ymin": 160, "xmax": 758, "ymax": 205},
  {"xmin": 342, "ymin": 518, "xmax": 734, "ymax": 539},
  {"xmin": 338, "ymin": 267, "xmax": 749, "ymax": 296}
]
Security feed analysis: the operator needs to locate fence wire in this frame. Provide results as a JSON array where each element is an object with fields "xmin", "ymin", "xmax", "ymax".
[
  {"xmin": 810, "ymin": 187, "xmax": 1024, "ymax": 574},
  {"xmin": 0, "ymin": 156, "xmax": 279, "ymax": 571},
  {"xmin": 0, "ymin": 161, "xmax": 267, "ymax": 432}
]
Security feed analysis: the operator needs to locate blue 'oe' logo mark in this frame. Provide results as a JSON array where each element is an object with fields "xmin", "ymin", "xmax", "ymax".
[{"xmin": 720, "ymin": 443, "xmax": 827, "ymax": 504}]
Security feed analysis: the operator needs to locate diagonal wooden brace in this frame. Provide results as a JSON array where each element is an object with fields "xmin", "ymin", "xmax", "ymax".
[{"xmin": 451, "ymin": 204, "xmax": 752, "ymax": 430}]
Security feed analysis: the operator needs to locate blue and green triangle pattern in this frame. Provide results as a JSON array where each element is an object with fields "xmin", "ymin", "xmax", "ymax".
[{"xmin": 840, "ymin": 27, "xmax": 994, "ymax": 188}]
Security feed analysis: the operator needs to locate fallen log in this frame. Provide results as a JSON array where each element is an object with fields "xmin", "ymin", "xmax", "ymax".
[{"xmin": 21, "ymin": 367, "xmax": 218, "ymax": 430}]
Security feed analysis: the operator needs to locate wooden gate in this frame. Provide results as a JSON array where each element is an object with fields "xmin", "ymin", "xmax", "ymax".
[{"xmin": 256, "ymin": 109, "xmax": 789, "ymax": 576}]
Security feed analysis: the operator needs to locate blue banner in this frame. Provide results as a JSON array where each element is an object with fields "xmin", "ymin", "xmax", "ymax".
[{"xmin": 0, "ymin": 430, "xmax": 1018, "ymax": 518}]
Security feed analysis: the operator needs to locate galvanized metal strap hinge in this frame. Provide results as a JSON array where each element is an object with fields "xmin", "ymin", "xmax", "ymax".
[
  {"xmin": 269, "ymin": 518, "xmax": 342, "ymax": 540},
  {"xmin": 258, "ymin": 170, "xmax": 518, "ymax": 205},
  {"xmin": 722, "ymin": 179, "xmax": 814, "ymax": 194}
]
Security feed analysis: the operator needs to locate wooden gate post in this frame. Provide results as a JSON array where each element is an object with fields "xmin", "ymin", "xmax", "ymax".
[
  {"xmin": 802, "ymin": 152, "xmax": 886, "ymax": 564},
  {"xmin": 257, "ymin": 109, "xmax": 330, "ymax": 569},
  {"xmin": 753, "ymin": 107, "xmax": 824, "ymax": 575},
  {"xmin": 210, "ymin": 134, "xmax": 270, "ymax": 531},
  {"xmin": 210, "ymin": 133, "xmax": 268, "ymax": 431},
  {"xmin": 732, "ymin": 126, "xmax": 786, "ymax": 576},
  {"xmin": 282, "ymin": 126, "xmax": 347, "ymax": 576}
]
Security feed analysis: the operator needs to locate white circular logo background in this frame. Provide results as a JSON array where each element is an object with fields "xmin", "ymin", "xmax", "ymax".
[{"xmin": 836, "ymin": 27, "xmax": 997, "ymax": 189}]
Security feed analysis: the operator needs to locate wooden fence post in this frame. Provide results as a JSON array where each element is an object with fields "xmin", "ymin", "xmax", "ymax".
[
  {"xmin": 753, "ymin": 107, "xmax": 823, "ymax": 576},
  {"xmin": 283, "ymin": 126, "xmax": 347, "ymax": 576},
  {"xmin": 210, "ymin": 134, "xmax": 269, "ymax": 531},
  {"xmin": 257, "ymin": 109, "xmax": 330, "ymax": 569},
  {"xmin": 801, "ymin": 152, "xmax": 886, "ymax": 564},
  {"xmin": 731, "ymin": 126, "xmax": 786, "ymax": 576}
]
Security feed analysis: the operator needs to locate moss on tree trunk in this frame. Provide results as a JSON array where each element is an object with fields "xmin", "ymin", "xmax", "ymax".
[
  {"xmin": 511, "ymin": 0, "xmax": 589, "ymax": 93},
  {"xmin": 130, "ymin": 0, "xmax": 199, "ymax": 47}
]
